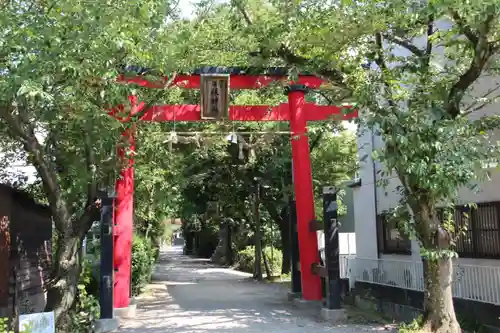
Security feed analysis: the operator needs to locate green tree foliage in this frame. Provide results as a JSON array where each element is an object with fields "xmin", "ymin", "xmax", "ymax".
[
  {"xmin": 71, "ymin": 259, "xmax": 100, "ymax": 333},
  {"xmin": 155, "ymin": 1, "xmax": 500, "ymax": 331},
  {"xmin": 131, "ymin": 235, "xmax": 157, "ymax": 296},
  {"xmin": 7, "ymin": 0, "xmax": 480, "ymax": 331},
  {"xmin": 174, "ymin": 115, "xmax": 357, "ymax": 271},
  {"xmin": 345, "ymin": 4, "xmax": 499, "ymax": 333},
  {"xmin": 211, "ymin": 1, "xmax": 500, "ymax": 332},
  {"xmin": 0, "ymin": 0, "xmax": 177, "ymax": 325}
]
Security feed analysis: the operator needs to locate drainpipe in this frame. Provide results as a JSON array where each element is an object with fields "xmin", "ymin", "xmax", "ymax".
[{"xmin": 371, "ymin": 128, "xmax": 380, "ymax": 257}]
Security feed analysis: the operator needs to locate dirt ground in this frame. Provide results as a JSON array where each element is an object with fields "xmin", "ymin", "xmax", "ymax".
[{"xmin": 118, "ymin": 246, "xmax": 393, "ymax": 333}]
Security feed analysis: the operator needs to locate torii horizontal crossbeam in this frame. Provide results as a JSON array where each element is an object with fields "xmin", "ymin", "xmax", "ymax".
[
  {"xmin": 110, "ymin": 103, "xmax": 357, "ymax": 122},
  {"xmin": 118, "ymin": 66, "xmax": 333, "ymax": 89},
  {"xmin": 118, "ymin": 74, "xmax": 328, "ymax": 90}
]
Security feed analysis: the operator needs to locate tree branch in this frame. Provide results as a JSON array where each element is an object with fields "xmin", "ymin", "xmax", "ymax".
[
  {"xmin": 309, "ymin": 132, "xmax": 324, "ymax": 153},
  {"xmin": 316, "ymin": 90, "xmax": 333, "ymax": 105},
  {"xmin": 423, "ymin": 15, "xmax": 434, "ymax": 69},
  {"xmin": 446, "ymin": 10, "xmax": 497, "ymax": 118},
  {"xmin": 232, "ymin": 1, "xmax": 347, "ymax": 89},
  {"xmin": 470, "ymin": 114, "xmax": 500, "ymax": 132},
  {"xmin": 374, "ymin": 33, "xmax": 388, "ymax": 71},
  {"xmin": 463, "ymin": 84, "xmax": 500, "ymax": 115},
  {"xmin": 492, "ymin": 40, "xmax": 500, "ymax": 51},
  {"xmin": 383, "ymin": 34, "xmax": 424, "ymax": 57},
  {"xmin": 231, "ymin": 0, "xmax": 253, "ymax": 25},
  {"xmin": 273, "ymin": 45, "xmax": 347, "ymax": 88},
  {"xmin": 78, "ymin": 126, "xmax": 99, "ymax": 237},
  {"xmin": 0, "ymin": 105, "xmax": 71, "ymax": 232},
  {"xmin": 374, "ymin": 33, "xmax": 396, "ymax": 111},
  {"xmin": 449, "ymin": 10, "xmax": 478, "ymax": 45},
  {"xmin": 478, "ymin": 12, "xmax": 496, "ymax": 37}
]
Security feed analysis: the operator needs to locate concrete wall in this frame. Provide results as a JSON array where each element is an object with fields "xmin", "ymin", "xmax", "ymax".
[
  {"xmin": 352, "ymin": 281, "xmax": 500, "ymax": 330},
  {"xmin": 353, "ymin": 126, "xmax": 379, "ymax": 259}
]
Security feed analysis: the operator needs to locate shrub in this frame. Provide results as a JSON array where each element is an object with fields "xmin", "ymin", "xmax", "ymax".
[
  {"xmin": 237, "ymin": 246, "xmax": 255, "ymax": 274},
  {"xmin": 0, "ymin": 317, "xmax": 32, "ymax": 333},
  {"xmin": 237, "ymin": 246, "xmax": 282, "ymax": 277},
  {"xmin": 131, "ymin": 235, "xmax": 156, "ymax": 296},
  {"xmin": 68, "ymin": 259, "xmax": 100, "ymax": 333}
]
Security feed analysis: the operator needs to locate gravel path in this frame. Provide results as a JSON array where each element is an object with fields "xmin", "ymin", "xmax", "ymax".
[{"xmin": 118, "ymin": 246, "xmax": 386, "ymax": 333}]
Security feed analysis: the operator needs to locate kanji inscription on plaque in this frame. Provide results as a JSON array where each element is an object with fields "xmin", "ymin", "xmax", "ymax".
[{"xmin": 200, "ymin": 74, "xmax": 229, "ymax": 120}]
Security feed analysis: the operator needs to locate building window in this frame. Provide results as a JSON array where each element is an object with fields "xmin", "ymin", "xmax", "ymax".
[
  {"xmin": 377, "ymin": 214, "xmax": 412, "ymax": 255},
  {"xmin": 453, "ymin": 202, "xmax": 500, "ymax": 259}
]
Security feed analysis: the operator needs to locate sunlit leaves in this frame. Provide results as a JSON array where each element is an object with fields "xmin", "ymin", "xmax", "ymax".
[
  {"xmin": 334, "ymin": 0, "xmax": 500, "ymax": 255},
  {"xmin": 0, "ymin": 0, "xmax": 177, "ymax": 220}
]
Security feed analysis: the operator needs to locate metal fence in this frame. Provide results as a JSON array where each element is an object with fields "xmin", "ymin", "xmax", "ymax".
[
  {"xmin": 339, "ymin": 254, "xmax": 355, "ymax": 279},
  {"xmin": 346, "ymin": 257, "xmax": 500, "ymax": 306}
]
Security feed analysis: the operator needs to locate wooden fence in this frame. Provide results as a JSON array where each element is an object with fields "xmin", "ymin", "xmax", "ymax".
[{"xmin": 0, "ymin": 184, "xmax": 52, "ymax": 319}]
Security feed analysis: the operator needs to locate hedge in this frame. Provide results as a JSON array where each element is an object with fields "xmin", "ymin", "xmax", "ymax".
[{"xmin": 237, "ymin": 246, "xmax": 282, "ymax": 277}]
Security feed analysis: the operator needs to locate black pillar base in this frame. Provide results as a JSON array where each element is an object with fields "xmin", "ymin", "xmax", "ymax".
[
  {"xmin": 322, "ymin": 186, "xmax": 341, "ymax": 310},
  {"xmin": 99, "ymin": 196, "xmax": 115, "ymax": 319}
]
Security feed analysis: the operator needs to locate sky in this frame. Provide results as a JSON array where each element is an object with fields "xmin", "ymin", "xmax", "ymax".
[
  {"xmin": 179, "ymin": 0, "xmax": 196, "ymax": 18},
  {"xmin": 178, "ymin": 0, "xmax": 227, "ymax": 18}
]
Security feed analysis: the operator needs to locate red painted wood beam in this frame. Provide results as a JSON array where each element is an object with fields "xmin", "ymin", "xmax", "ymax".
[
  {"xmin": 287, "ymin": 86, "xmax": 323, "ymax": 301},
  {"xmin": 305, "ymin": 104, "xmax": 358, "ymax": 121},
  {"xmin": 110, "ymin": 103, "xmax": 357, "ymax": 122},
  {"xmin": 113, "ymin": 128, "xmax": 135, "ymax": 309},
  {"xmin": 117, "ymin": 74, "xmax": 328, "ymax": 90},
  {"xmin": 139, "ymin": 104, "xmax": 292, "ymax": 121}
]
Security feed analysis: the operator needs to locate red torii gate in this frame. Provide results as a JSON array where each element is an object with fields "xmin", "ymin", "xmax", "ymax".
[{"xmin": 109, "ymin": 67, "xmax": 357, "ymax": 309}]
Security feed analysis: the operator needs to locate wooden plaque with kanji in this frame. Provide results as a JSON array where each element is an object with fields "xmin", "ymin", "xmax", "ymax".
[{"xmin": 200, "ymin": 74, "xmax": 230, "ymax": 120}]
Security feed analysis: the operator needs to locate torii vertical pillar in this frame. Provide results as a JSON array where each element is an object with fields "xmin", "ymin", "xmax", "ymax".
[
  {"xmin": 287, "ymin": 84, "xmax": 323, "ymax": 301},
  {"xmin": 113, "ymin": 127, "xmax": 135, "ymax": 309}
]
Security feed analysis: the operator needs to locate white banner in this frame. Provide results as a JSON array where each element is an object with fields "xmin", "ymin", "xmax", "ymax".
[{"xmin": 19, "ymin": 311, "xmax": 55, "ymax": 333}]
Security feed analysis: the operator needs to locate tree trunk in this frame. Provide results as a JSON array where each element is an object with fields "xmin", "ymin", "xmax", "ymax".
[
  {"xmin": 2, "ymin": 104, "xmax": 99, "ymax": 329},
  {"xmin": 45, "ymin": 235, "xmax": 82, "ymax": 327},
  {"xmin": 226, "ymin": 224, "xmax": 233, "ymax": 265},
  {"xmin": 145, "ymin": 221, "xmax": 152, "ymax": 240},
  {"xmin": 211, "ymin": 222, "xmax": 229, "ymax": 265},
  {"xmin": 422, "ymin": 257, "xmax": 461, "ymax": 333},
  {"xmin": 278, "ymin": 209, "xmax": 291, "ymax": 274},
  {"xmin": 253, "ymin": 192, "xmax": 262, "ymax": 281},
  {"xmin": 264, "ymin": 202, "xmax": 291, "ymax": 274},
  {"xmin": 262, "ymin": 250, "xmax": 272, "ymax": 279}
]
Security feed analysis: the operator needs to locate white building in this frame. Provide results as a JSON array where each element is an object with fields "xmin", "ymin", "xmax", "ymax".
[
  {"xmin": 347, "ymin": 20, "xmax": 500, "ymax": 313},
  {"xmin": 351, "ymin": 107, "xmax": 500, "ymax": 307}
]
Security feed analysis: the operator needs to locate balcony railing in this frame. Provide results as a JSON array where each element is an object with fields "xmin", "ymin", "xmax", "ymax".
[
  {"xmin": 319, "ymin": 251, "xmax": 355, "ymax": 279},
  {"xmin": 344, "ymin": 257, "xmax": 500, "ymax": 306}
]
